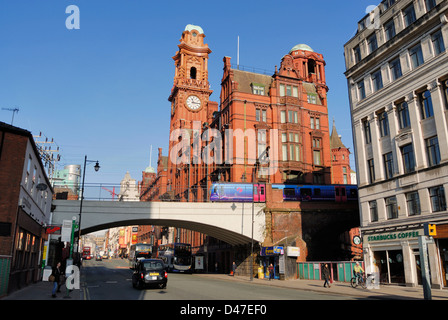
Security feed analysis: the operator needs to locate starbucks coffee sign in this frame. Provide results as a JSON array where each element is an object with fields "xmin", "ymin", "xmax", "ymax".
[{"xmin": 365, "ymin": 229, "xmax": 423, "ymax": 242}]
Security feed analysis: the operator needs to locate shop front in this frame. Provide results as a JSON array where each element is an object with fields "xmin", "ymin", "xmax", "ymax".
[
  {"xmin": 260, "ymin": 246, "xmax": 283, "ymax": 280},
  {"xmin": 363, "ymin": 227, "xmax": 441, "ymax": 287}
]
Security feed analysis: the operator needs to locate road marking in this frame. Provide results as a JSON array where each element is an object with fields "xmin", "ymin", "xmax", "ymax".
[{"xmin": 105, "ymin": 281, "xmax": 117, "ymax": 284}]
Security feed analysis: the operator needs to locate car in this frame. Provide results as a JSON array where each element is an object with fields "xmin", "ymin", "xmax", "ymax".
[
  {"xmin": 102, "ymin": 254, "xmax": 108, "ymax": 259},
  {"xmin": 95, "ymin": 254, "xmax": 102, "ymax": 261},
  {"xmin": 132, "ymin": 259, "xmax": 167, "ymax": 289},
  {"xmin": 85, "ymin": 255, "xmax": 92, "ymax": 260}
]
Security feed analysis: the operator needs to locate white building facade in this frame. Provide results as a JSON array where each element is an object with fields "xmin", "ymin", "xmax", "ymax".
[{"xmin": 345, "ymin": 0, "xmax": 448, "ymax": 287}]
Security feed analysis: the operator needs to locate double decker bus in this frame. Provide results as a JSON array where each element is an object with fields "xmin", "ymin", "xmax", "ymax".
[
  {"xmin": 82, "ymin": 247, "xmax": 91, "ymax": 260},
  {"xmin": 157, "ymin": 243, "xmax": 192, "ymax": 273},
  {"xmin": 129, "ymin": 243, "xmax": 153, "ymax": 269}
]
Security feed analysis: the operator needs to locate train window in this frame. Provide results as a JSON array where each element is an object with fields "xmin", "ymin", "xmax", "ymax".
[
  {"xmin": 349, "ymin": 189, "xmax": 358, "ymax": 197},
  {"xmin": 314, "ymin": 188, "xmax": 321, "ymax": 196},
  {"xmin": 284, "ymin": 188, "xmax": 295, "ymax": 196},
  {"xmin": 300, "ymin": 188, "xmax": 312, "ymax": 196},
  {"xmin": 341, "ymin": 188, "xmax": 346, "ymax": 196},
  {"xmin": 260, "ymin": 186, "xmax": 265, "ymax": 195},
  {"xmin": 335, "ymin": 188, "xmax": 340, "ymax": 196}
]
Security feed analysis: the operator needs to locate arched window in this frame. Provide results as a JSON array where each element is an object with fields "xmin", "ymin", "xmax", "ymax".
[{"xmin": 190, "ymin": 67, "xmax": 197, "ymax": 79}]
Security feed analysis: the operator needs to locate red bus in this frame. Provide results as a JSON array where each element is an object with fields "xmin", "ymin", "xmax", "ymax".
[{"xmin": 82, "ymin": 246, "xmax": 91, "ymax": 260}]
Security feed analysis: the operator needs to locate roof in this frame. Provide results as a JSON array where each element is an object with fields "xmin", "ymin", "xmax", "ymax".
[
  {"xmin": 290, "ymin": 44, "xmax": 314, "ymax": 53},
  {"xmin": 184, "ymin": 24, "xmax": 204, "ymax": 34},
  {"xmin": 232, "ymin": 69, "xmax": 273, "ymax": 95},
  {"xmin": 330, "ymin": 120, "xmax": 347, "ymax": 149}
]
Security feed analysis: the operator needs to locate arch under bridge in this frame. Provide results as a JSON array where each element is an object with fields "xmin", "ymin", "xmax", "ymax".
[{"xmin": 51, "ymin": 200, "xmax": 266, "ymax": 246}]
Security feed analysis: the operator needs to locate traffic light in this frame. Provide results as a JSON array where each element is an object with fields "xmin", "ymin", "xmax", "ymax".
[{"xmin": 424, "ymin": 223, "xmax": 437, "ymax": 237}]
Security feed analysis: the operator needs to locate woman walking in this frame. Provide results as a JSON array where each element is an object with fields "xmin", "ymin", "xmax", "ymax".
[{"xmin": 322, "ymin": 263, "xmax": 331, "ymax": 288}]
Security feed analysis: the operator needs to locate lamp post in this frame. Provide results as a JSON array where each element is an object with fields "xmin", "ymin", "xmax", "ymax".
[{"xmin": 78, "ymin": 155, "xmax": 100, "ymax": 254}]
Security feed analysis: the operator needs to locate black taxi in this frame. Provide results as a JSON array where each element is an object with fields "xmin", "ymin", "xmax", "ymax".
[{"xmin": 131, "ymin": 258, "xmax": 167, "ymax": 289}]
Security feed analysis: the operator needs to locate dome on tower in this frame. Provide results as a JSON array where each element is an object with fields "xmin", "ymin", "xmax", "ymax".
[
  {"xmin": 289, "ymin": 44, "xmax": 314, "ymax": 53},
  {"xmin": 144, "ymin": 166, "xmax": 155, "ymax": 173},
  {"xmin": 185, "ymin": 24, "xmax": 204, "ymax": 34}
]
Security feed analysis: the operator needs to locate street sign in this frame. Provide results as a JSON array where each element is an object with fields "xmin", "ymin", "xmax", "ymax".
[{"xmin": 424, "ymin": 223, "xmax": 437, "ymax": 237}]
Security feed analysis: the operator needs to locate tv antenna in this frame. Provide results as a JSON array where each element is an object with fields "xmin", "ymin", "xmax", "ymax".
[{"xmin": 2, "ymin": 107, "xmax": 19, "ymax": 125}]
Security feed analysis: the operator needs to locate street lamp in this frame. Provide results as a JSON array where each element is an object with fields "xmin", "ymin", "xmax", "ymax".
[{"xmin": 78, "ymin": 155, "xmax": 100, "ymax": 254}]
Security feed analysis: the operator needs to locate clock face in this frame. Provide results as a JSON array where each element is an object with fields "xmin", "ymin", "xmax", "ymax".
[
  {"xmin": 353, "ymin": 236, "xmax": 361, "ymax": 245},
  {"xmin": 186, "ymin": 95, "xmax": 201, "ymax": 110}
]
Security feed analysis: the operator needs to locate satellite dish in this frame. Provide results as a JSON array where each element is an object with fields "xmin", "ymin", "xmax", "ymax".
[{"xmin": 36, "ymin": 183, "xmax": 48, "ymax": 191}]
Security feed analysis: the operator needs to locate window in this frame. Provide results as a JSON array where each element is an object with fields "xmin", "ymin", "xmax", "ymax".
[
  {"xmin": 403, "ymin": 4, "xmax": 416, "ymax": 27},
  {"xmin": 313, "ymin": 138, "xmax": 322, "ymax": 165},
  {"xmin": 353, "ymin": 45, "xmax": 361, "ymax": 63},
  {"xmin": 257, "ymin": 130, "xmax": 267, "ymax": 160},
  {"xmin": 279, "ymin": 84, "xmax": 285, "ymax": 96},
  {"xmin": 409, "ymin": 44, "xmax": 424, "ymax": 69},
  {"xmin": 420, "ymin": 90, "xmax": 434, "ymax": 119},
  {"xmin": 372, "ymin": 69, "xmax": 383, "ymax": 91},
  {"xmin": 256, "ymin": 109, "xmax": 267, "ymax": 122},
  {"xmin": 313, "ymin": 150, "xmax": 321, "ymax": 165},
  {"xmin": 288, "ymin": 110, "xmax": 298, "ymax": 123},
  {"xmin": 378, "ymin": 111, "xmax": 389, "ymax": 137},
  {"xmin": 429, "ymin": 186, "xmax": 446, "ymax": 212},
  {"xmin": 292, "ymin": 86, "xmax": 299, "ymax": 98},
  {"xmin": 425, "ymin": 0, "xmax": 436, "ymax": 11},
  {"xmin": 397, "ymin": 101, "xmax": 410, "ymax": 129},
  {"xmin": 363, "ymin": 119, "xmax": 372, "ymax": 144},
  {"xmin": 443, "ymin": 80, "xmax": 448, "ymax": 109},
  {"xmin": 367, "ymin": 33, "xmax": 378, "ymax": 53},
  {"xmin": 358, "ymin": 80, "xmax": 366, "ymax": 100},
  {"xmin": 311, "ymin": 117, "xmax": 320, "ymax": 130},
  {"xmin": 252, "ymin": 84, "xmax": 265, "ymax": 95},
  {"xmin": 383, "ymin": 152, "xmax": 394, "ymax": 179},
  {"xmin": 384, "ymin": 19, "xmax": 396, "ymax": 41},
  {"xmin": 401, "ymin": 143, "xmax": 415, "ymax": 173},
  {"xmin": 382, "ymin": 0, "xmax": 395, "ymax": 11},
  {"xmin": 368, "ymin": 159, "xmax": 375, "ymax": 183},
  {"xmin": 286, "ymin": 85, "xmax": 292, "ymax": 96},
  {"xmin": 406, "ymin": 191, "xmax": 421, "ymax": 216},
  {"xmin": 190, "ymin": 67, "xmax": 197, "ymax": 79},
  {"xmin": 426, "ymin": 136, "xmax": 441, "ymax": 166},
  {"xmin": 432, "ymin": 30, "xmax": 445, "ymax": 56},
  {"xmin": 307, "ymin": 94, "xmax": 317, "ymax": 104},
  {"xmin": 369, "ymin": 200, "xmax": 378, "ymax": 222},
  {"xmin": 389, "ymin": 57, "xmax": 402, "ymax": 81},
  {"xmin": 282, "ymin": 144, "xmax": 288, "ymax": 161},
  {"xmin": 385, "ymin": 196, "xmax": 398, "ymax": 219},
  {"xmin": 280, "ymin": 110, "xmax": 286, "ymax": 123}
]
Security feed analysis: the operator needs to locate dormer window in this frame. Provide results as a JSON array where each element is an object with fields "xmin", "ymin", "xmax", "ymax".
[{"xmin": 251, "ymin": 83, "xmax": 265, "ymax": 95}]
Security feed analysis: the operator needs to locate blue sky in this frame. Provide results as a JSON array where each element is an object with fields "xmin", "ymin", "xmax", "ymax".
[{"xmin": 0, "ymin": 0, "xmax": 375, "ymax": 190}]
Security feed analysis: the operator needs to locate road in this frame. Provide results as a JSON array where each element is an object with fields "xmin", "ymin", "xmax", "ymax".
[{"xmin": 81, "ymin": 258, "xmax": 356, "ymax": 300}]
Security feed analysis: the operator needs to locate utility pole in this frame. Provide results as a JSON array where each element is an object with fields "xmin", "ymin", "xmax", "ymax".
[{"xmin": 33, "ymin": 132, "xmax": 61, "ymax": 182}]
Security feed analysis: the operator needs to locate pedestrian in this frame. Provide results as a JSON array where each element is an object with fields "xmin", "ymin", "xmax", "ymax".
[
  {"xmin": 268, "ymin": 263, "xmax": 274, "ymax": 280},
  {"xmin": 322, "ymin": 263, "xmax": 331, "ymax": 288},
  {"xmin": 232, "ymin": 261, "xmax": 236, "ymax": 276},
  {"xmin": 50, "ymin": 262, "xmax": 64, "ymax": 298}
]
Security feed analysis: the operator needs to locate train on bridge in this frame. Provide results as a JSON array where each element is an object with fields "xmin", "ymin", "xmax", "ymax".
[{"xmin": 209, "ymin": 182, "xmax": 358, "ymax": 203}]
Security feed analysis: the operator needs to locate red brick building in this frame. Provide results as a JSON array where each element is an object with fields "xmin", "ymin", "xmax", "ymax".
[
  {"xmin": 0, "ymin": 122, "xmax": 53, "ymax": 295},
  {"xmin": 139, "ymin": 25, "xmax": 358, "ymax": 272}
]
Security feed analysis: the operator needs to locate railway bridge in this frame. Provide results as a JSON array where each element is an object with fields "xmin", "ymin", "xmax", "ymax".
[{"xmin": 51, "ymin": 200, "xmax": 266, "ymax": 246}]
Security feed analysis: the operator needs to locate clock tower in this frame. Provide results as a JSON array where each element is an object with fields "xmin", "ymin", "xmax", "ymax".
[{"xmin": 167, "ymin": 24, "xmax": 218, "ymax": 201}]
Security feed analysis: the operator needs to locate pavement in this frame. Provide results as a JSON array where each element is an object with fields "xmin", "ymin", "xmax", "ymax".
[{"xmin": 1, "ymin": 272, "xmax": 448, "ymax": 300}]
